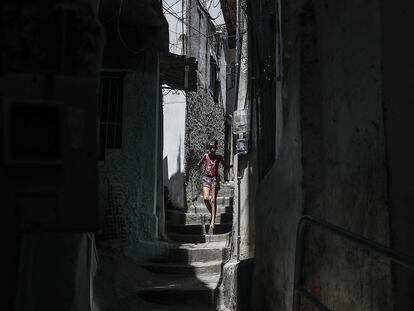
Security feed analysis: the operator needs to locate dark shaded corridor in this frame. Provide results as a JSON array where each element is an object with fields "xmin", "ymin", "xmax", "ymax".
[{"xmin": 1, "ymin": 0, "xmax": 414, "ymax": 310}]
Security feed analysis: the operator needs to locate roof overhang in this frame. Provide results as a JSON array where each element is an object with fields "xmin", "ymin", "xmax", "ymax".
[{"xmin": 160, "ymin": 53, "xmax": 198, "ymax": 91}]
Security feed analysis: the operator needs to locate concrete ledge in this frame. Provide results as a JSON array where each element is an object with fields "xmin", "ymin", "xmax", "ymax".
[{"xmin": 218, "ymin": 258, "xmax": 254, "ymax": 311}]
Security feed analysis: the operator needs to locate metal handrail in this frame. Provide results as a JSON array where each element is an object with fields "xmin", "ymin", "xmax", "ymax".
[{"xmin": 293, "ymin": 215, "xmax": 414, "ymax": 311}]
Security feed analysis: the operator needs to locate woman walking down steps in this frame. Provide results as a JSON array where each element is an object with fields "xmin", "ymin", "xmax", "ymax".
[{"xmin": 197, "ymin": 139, "xmax": 232, "ymax": 235}]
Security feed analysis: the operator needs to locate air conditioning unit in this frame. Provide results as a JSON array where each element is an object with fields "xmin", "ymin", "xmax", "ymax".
[{"xmin": 0, "ymin": 74, "xmax": 101, "ymax": 231}]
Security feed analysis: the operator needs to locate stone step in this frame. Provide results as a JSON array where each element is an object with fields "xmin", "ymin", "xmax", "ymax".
[
  {"xmin": 142, "ymin": 260, "xmax": 223, "ymax": 275},
  {"xmin": 184, "ymin": 203, "xmax": 233, "ymax": 214},
  {"xmin": 151, "ymin": 243, "xmax": 230, "ymax": 264},
  {"xmin": 136, "ymin": 274, "xmax": 220, "ymax": 306},
  {"xmin": 194, "ymin": 196, "xmax": 233, "ymax": 206},
  {"xmin": 138, "ymin": 305, "xmax": 216, "ymax": 311},
  {"xmin": 166, "ymin": 222, "xmax": 232, "ymax": 235},
  {"xmin": 166, "ymin": 209, "xmax": 233, "ymax": 225},
  {"xmin": 167, "ymin": 232, "xmax": 230, "ymax": 244},
  {"xmin": 216, "ymin": 186, "xmax": 234, "ymax": 197},
  {"xmin": 188, "ymin": 184, "xmax": 234, "ymax": 199}
]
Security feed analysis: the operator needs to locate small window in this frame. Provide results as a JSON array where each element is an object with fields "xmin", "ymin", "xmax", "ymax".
[
  {"xmin": 210, "ymin": 57, "xmax": 219, "ymax": 101},
  {"xmin": 99, "ymin": 71, "xmax": 123, "ymax": 158}
]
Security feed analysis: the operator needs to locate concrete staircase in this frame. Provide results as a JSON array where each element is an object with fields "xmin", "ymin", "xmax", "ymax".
[{"xmin": 136, "ymin": 182, "xmax": 234, "ymax": 310}]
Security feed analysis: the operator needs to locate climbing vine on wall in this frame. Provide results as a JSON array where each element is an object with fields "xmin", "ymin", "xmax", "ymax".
[{"xmin": 184, "ymin": 90, "xmax": 225, "ymax": 203}]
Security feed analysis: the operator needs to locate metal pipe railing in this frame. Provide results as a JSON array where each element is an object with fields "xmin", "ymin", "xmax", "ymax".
[{"xmin": 293, "ymin": 215, "xmax": 414, "ymax": 311}]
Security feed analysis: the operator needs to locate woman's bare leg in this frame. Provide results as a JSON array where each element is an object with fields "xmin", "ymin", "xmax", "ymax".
[
  {"xmin": 202, "ymin": 186, "xmax": 212, "ymax": 213},
  {"xmin": 210, "ymin": 187, "xmax": 218, "ymax": 228}
]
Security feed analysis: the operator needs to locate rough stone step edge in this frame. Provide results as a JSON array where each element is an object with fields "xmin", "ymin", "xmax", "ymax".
[
  {"xmin": 192, "ymin": 196, "xmax": 233, "ymax": 205},
  {"xmin": 166, "ymin": 210, "xmax": 233, "ymax": 222},
  {"xmin": 166, "ymin": 209, "xmax": 233, "ymax": 216},
  {"xmin": 151, "ymin": 247, "xmax": 230, "ymax": 264},
  {"xmin": 167, "ymin": 232, "xmax": 231, "ymax": 244},
  {"xmin": 136, "ymin": 287, "xmax": 218, "ymax": 307},
  {"xmin": 136, "ymin": 277, "xmax": 221, "ymax": 291},
  {"xmin": 165, "ymin": 222, "xmax": 233, "ymax": 228},
  {"xmin": 143, "ymin": 260, "xmax": 224, "ymax": 269}
]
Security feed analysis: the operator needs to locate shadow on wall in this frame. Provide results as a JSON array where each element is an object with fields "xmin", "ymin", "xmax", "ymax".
[{"xmin": 164, "ymin": 138, "xmax": 185, "ymax": 210}]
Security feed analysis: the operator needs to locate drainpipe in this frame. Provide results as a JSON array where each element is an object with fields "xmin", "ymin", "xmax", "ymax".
[
  {"xmin": 234, "ymin": 0, "xmax": 241, "ymax": 111},
  {"xmin": 236, "ymin": 168, "xmax": 242, "ymax": 261},
  {"xmin": 235, "ymin": 0, "xmax": 241, "ymax": 262}
]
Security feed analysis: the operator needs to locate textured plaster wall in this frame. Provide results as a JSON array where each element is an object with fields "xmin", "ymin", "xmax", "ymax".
[
  {"xmin": 0, "ymin": 1, "xmax": 104, "ymax": 310},
  {"xmin": 189, "ymin": 0, "xmax": 209, "ymax": 89},
  {"xmin": 252, "ymin": 0, "xmax": 392, "ymax": 310},
  {"xmin": 252, "ymin": 31, "xmax": 303, "ymax": 310},
  {"xmin": 382, "ymin": 0, "xmax": 414, "ymax": 308},
  {"xmin": 232, "ymin": 13, "xmax": 256, "ymax": 261},
  {"xmin": 1, "ymin": 0, "xmax": 103, "ymax": 76},
  {"xmin": 299, "ymin": 1, "xmax": 391, "ymax": 310},
  {"xmin": 100, "ymin": 65, "xmax": 161, "ymax": 261}
]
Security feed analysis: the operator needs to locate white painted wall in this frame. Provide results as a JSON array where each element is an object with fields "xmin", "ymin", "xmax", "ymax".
[
  {"xmin": 163, "ymin": 90, "xmax": 186, "ymax": 209},
  {"xmin": 162, "ymin": 0, "xmax": 186, "ymax": 209}
]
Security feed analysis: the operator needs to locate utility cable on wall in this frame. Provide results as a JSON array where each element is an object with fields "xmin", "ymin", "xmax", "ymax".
[
  {"xmin": 163, "ymin": 4, "xmax": 215, "ymax": 39},
  {"xmin": 162, "ymin": 0, "xmax": 182, "ymax": 13},
  {"xmin": 163, "ymin": 1, "xmax": 222, "ymax": 38}
]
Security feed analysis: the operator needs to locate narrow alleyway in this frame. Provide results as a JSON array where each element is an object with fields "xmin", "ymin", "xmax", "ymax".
[
  {"xmin": 4, "ymin": 1, "xmax": 414, "ymax": 310},
  {"xmin": 135, "ymin": 182, "xmax": 234, "ymax": 310}
]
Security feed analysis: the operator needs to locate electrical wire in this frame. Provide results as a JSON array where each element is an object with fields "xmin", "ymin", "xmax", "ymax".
[
  {"xmin": 162, "ymin": 0, "xmax": 182, "ymax": 13},
  {"xmin": 207, "ymin": 0, "xmax": 213, "ymax": 11},
  {"xmin": 209, "ymin": 11, "xmax": 222, "ymax": 21},
  {"xmin": 163, "ymin": 0, "xmax": 223, "ymax": 36},
  {"xmin": 163, "ymin": 4, "xmax": 214, "ymax": 38}
]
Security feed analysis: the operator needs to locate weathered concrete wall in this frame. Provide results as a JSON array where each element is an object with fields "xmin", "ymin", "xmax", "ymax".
[
  {"xmin": 16, "ymin": 234, "xmax": 96, "ymax": 311},
  {"xmin": 188, "ymin": 0, "xmax": 212, "ymax": 89},
  {"xmin": 0, "ymin": 1, "xmax": 104, "ymax": 310},
  {"xmin": 252, "ymin": 23, "xmax": 303, "ymax": 309},
  {"xmin": 1, "ymin": 0, "xmax": 103, "ymax": 76},
  {"xmin": 217, "ymin": 33, "xmax": 228, "ymax": 112},
  {"xmin": 219, "ymin": 12, "xmax": 256, "ymax": 311},
  {"xmin": 230, "ymin": 12, "xmax": 256, "ymax": 262},
  {"xmin": 252, "ymin": 0, "xmax": 392, "ymax": 310},
  {"xmin": 382, "ymin": 0, "xmax": 414, "ymax": 309},
  {"xmin": 224, "ymin": 48, "xmax": 236, "ymax": 180},
  {"xmin": 299, "ymin": 1, "xmax": 391, "ymax": 310},
  {"xmin": 99, "ymin": 57, "xmax": 163, "ymax": 262}
]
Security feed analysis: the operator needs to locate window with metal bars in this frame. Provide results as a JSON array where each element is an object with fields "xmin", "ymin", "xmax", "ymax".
[{"xmin": 99, "ymin": 71, "xmax": 124, "ymax": 159}]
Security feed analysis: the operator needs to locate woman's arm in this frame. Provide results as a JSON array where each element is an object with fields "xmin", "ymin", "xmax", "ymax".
[{"xmin": 197, "ymin": 154, "xmax": 206, "ymax": 167}]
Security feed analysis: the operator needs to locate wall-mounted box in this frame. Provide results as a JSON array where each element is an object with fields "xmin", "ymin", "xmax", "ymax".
[
  {"xmin": 233, "ymin": 109, "xmax": 249, "ymax": 135},
  {"xmin": 0, "ymin": 74, "xmax": 101, "ymax": 232},
  {"xmin": 236, "ymin": 138, "xmax": 249, "ymax": 155}
]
